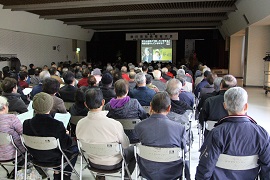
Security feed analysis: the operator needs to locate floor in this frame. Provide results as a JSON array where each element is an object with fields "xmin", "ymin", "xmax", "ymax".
[{"xmin": 1, "ymin": 87, "xmax": 269, "ymax": 180}]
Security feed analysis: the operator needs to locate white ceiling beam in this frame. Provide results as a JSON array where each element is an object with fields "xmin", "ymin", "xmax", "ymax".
[
  {"xmin": 82, "ymin": 22, "xmax": 221, "ymax": 30},
  {"xmin": 4, "ymin": 0, "xmax": 233, "ymax": 11},
  {"xmin": 65, "ymin": 16, "xmax": 227, "ymax": 25},
  {"xmin": 41, "ymin": 7, "xmax": 235, "ymax": 19}
]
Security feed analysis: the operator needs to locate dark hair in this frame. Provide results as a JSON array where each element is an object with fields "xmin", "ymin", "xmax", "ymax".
[
  {"xmin": 82, "ymin": 68, "xmax": 90, "ymax": 78},
  {"xmin": 114, "ymin": 79, "xmax": 128, "ymax": 97},
  {"xmin": 142, "ymin": 65, "xmax": 148, "ymax": 72},
  {"xmin": 75, "ymin": 88, "xmax": 86, "ymax": 104},
  {"xmin": 34, "ymin": 67, "xmax": 42, "ymax": 76},
  {"xmin": 29, "ymin": 64, "xmax": 34, "ymax": 69},
  {"xmin": 204, "ymin": 70, "xmax": 211, "ymax": 77},
  {"xmin": 48, "ymin": 67, "xmax": 56, "ymax": 75},
  {"xmin": 42, "ymin": 78, "xmax": 60, "ymax": 94},
  {"xmin": 151, "ymin": 92, "xmax": 171, "ymax": 113},
  {"xmin": 85, "ymin": 89, "xmax": 103, "ymax": 109},
  {"xmin": 145, "ymin": 74, "xmax": 153, "ymax": 85},
  {"xmin": 87, "ymin": 75, "xmax": 97, "ymax": 86},
  {"xmin": 63, "ymin": 71, "xmax": 75, "ymax": 85},
  {"xmin": 206, "ymin": 73, "xmax": 214, "ymax": 85},
  {"xmin": 1, "ymin": 77, "xmax": 17, "ymax": 93},
  {"xmin": 19, "ymin": 71, "xmax": 28, "ymax": 81}
]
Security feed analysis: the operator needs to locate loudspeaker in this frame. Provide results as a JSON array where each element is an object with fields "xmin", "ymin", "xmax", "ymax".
[{"xmin": 72, "ymin": 39, "xmax": 77, "ymax": 52}]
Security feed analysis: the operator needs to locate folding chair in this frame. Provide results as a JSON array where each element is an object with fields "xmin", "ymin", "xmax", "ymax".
[
  {"xmin": 142, "ymin": 106, "xmax": 150, "ymax": 114},
  {"xmin": 116, "ymin": 119, "xmax": 141, "ymax": 130},
  {"xmin": 134, "ymin": 144, "xmax": 185, "ymax": 180},
  {"xmin": 77, "ymin": 140, "xmax": 131, "ymax": 180},
  {"xmin": 21, "ymin": 134, "xmax": 79, "ymax": 180},
  {"xmin": 0, "ymin": 132, "xmax": 24, "ymax": 179}
]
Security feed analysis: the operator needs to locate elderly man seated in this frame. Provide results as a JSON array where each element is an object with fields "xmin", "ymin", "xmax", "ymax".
[
  {"xmin": 135, "ymin": 92, "xmax": 189, "ymax": 180},
  {"xmin": 196, "ymin": 87, "xmax": 270, "ymax": 179}
]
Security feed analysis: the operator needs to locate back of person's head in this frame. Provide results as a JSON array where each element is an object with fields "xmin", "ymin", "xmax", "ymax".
[
  {"xmin": 166, "ymin": 78, "xmax": 182, "ymax": 96},
  {"xmin": 153, "ymin": 70, "xmax": 161, "ymax": 80},
  {"xmin": 82, "ymin": 68, "xmax": 90, "ymax": 78},
  {"xmin": 85, "ymin": 89, "xmax": 103, "ymax": 109},
  {"xmin": 129, "ymin": 72, "xmax": 136, "ymax": 80},
  {"xmin": 151, "ymin": 92, "xmax": 171, "ymax": 113},
  {"xmin": 106, "ymin": 65, "xmax": 113, "ymax": 72},
  {"xmin": 221, "ymin": 75, "xmax": 237, "ymax": 89},
  {"xmin": 42, "ymin": 78, "xmax": 60, "ymax": 94},
  {"xmin": 49, "ymin": 67, "xmax": 56, "ymax": 75},
  {"xmin": 101, "ymin": 73, "xmax": 113, "ymax": 85},
  {"xmin": 224, "ymin": 87, "xmax": 248, "ymax": 114},
  {"xmin": 32, "ymin": 92, "xmax": 54, "ymax": 114},
  {"xmin": 29, "ymin": 64, "xmax": 34, "ymax": 69},
  {"xmin": 142, "ymin": 65, "xmax": 148, "ymax": 72},
  {"xmin": 129, "ymin": 65, "xmax": 135, "ymax": 72},
  {"xmin": 177, "ymin": 77, "xmax": 186, "ymax": 86},
  {"xmin": 88, "ymin": 75, "xmax": 97, "ymax": 86},
  {"xmin": 177, "ymin": 69, "xmax": 185, "ymax": 76},
  {"xmin": 161, "ymin": 67, "xmax": 168, "ymax": 74},
  {"xmin": 34, "ymin": 67, "xmax": 42, "ymax": 76},
  {"xmin": 148, "ymin": 66, "xmax": 153, "ymax": 73},
  {"xmin": 1, "ymin": 77, "xmax": 17, "ymax": 93},
  {"xmin": 63, "ymin": 71, "xmax": 75, "ymax": 85},
  {"xmin": 121, "ymin": 66, "xmax": 127, "ymax": 73},
  {"xmin": 145, "ymin": 74, "xmax": 153, "ymax": 85},
  {"xmin": 0, "ymin": 96, "xmax": 8, "ymax": 112},
  {"xmin": 74, "ymin": 89, "xmax": 86, "ymax": 104},
  {"xmin": 19, "ymin": 71, "xmax": 28, "ymax": 81},
  {"xmin": 114, "ymin": 79, "xmax": 128, "ymax": 97},
  {"xmin": 206, "ymin": 72, "xmax": 214, "ymax": 84},
  {"xmin": 213, "ymin": 77, "xmax": 222, "ymax": 92},
  {"xmin": 135, "ymin": 72, "xmax": 146, "ymax": 85},
  {"xmin": 20, "ymin": 65, "xmax": 27, "ymax": 72},
  {"xmin": 204, "ymin": 70, "xmax": 211, "ymax": 78},
  {"xmin": 39, "ymin": 70, "xmax": 50, "ymax": 83}
]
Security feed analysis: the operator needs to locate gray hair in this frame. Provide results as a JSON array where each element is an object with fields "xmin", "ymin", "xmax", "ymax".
[
  {"xmin": 39, "ymin": 70, "xmax": 50, "ymax": 82},
  {"xmin": 135, "ymin": 72, "xmax": 146, "ymax": 84},
  {"xmin": 214, "ymin": 77, "xmax": 223, "ymax": 92},
  {"xmin": 106, "ymin": 65, "xmax": 113, "ymax": 72},
  {"xmin": 0, "ymin": 96, "xmax": 8, "ymax": 111},
  {"xmin": 224, "ymin": 87, "xmax": 248, "ymax": 114},
  {"xmin": 166, "ymin": 79, "xmax": 182, "ymax": 96},
  {"xmin": 161, "ymin": 67, "xmax": 168, "ymax": 74},
  {"xmin": 153, "ymin": 70, "xmax": 161, "ymax": 80}
]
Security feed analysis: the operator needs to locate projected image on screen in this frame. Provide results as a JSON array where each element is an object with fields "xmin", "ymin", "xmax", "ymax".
[{"xmin": 141, "ymin": 40, "xmax": 172, "ymax": 63}]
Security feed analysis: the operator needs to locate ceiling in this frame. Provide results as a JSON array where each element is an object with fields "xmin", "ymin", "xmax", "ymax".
[{"xmin": 0, "ymin": 0, "xmax": 238, "ymax": 32}]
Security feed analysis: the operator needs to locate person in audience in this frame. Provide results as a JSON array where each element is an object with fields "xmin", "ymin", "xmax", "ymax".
[
  {"xmin": 80, "ymin": 75, "xmax": 99, "ymax": 92},
  {"xmin": 28, "ymin": 63, "xmax": 35, "ymax": 75},
  {"xmin": 134, "ymin": 92, "xmax": 188, "ymax": 180},
  {"xmin": 178, "ymin": 77, "xmax": 195, "ymax": 108},
  {"xmin": 176, "ymin": 69, "xmax": 192, "ymax": 92},
  {"xmin": 128, "ymin": 72, "xmax": 137, "ymax": 90},
  {"xmin": 18, "ymin": 71, "xmax": 29, "ymax": 89},
  {"xmin": 196, "ymin": 87, "xmax": 270, "ymax": 179},
  {"xmin": 161, "ymin": 67, "xmax": 171, "ymax": 81},
  {"xmin": 195, "ymin": 65, "xmax": 210, "ymax": 87},
  {"xmin": 77, "ymin": 68, "xmax": 89, "ymax": 88},
  {"xmin": 23, "ymin": 92, "xmax": 78, "ymax": 180},
  {"xmin": 91, "ymin": 68, "xmax": 102, "ymax": 85},
  {"xmin": 30, "ymin": 67, "xmax": 42, "ymax": 85},
  {"xmin": 76, "ymin": 89, "xmax": 135, "ymax": 177},
  {"xmin": 129, "ymin": 72, "xmax": 155, "ymax": 106},
  {"xmin": 199, "ymin": 72, "xmax": 216, "ymax": 97},
  {"xmin": 31, "ymin": 70, "xmax": 50, "ymax": 98},
  {"xmin": 105, "ymin": 79, "xmax": 147, "ymax": 143},
  {"xmin": 194, "ymin": 70, "xmax": 211, "ymax": 98},
  {"xmin": 49, "ymin": 67, "xmax": 64, "ymax": 84},
  {"xmin": 146, "ymin": 74, "xmax": 159, "ymax": 93},
  {"xmin": 199, "ymin": 75, "xmax": 237, "ymax": 135},
  {"xmin": 0, "ymin": 96, "xmax": 25, "ymax": 178},
  {"xmin": 121, "ymin": 66, "xmax": 130, "ymax": 81},
  {"xmin": 100, "ymin": 73, "xmax": 116, "ymax": 103},
  {"xmin": 59, "ymin": 71, "xmax": 77, "ymax": 102},
  {"xmin": 74, "ymin": 66, "xmax": 82, "ymax": 79},
  {"xmin": 142, "ymin": 65, "xmax": 148, "ymax": 75},
  {"xmin": 42, "ymin": 78, "xmax": 67, "ymax": 115},
  {"xmin": 152, "ymin": 70, "xmax": 166, "ymax": 91},
  {"xmin": 1, "ymin": 77, "xmax": 28, "ymax": 114},
  {"xmin": 69, "ymin": 89, "xmax": 88, "ymax": 116}
]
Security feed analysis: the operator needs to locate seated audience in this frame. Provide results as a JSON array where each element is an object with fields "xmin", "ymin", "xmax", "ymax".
[
  {"xmin": 196, "ymin": 87, "xmax": 270, "ymax": 179},
  {"xmin": 178, "ymin": 77, "xmax": 195, "ymax": 108},
  {"xmin": 69, "ymin": 89, "xmax": 88, "ymax": 116},
  {"xmin": 18, "ymin": 71, "xmax": 29, "ymax": 89},
  {"xmin": 121, "ymin": 66, "xmax": 130, "ymax": 81},
  {"xmin": 77, "ymin": 68, "xmax": 89, "ymax": 88},
  {"xmin": 194, "ymin": 70, "xmax": 211, "ymax": 98},
  {"xmin": 59, "ymin": 71, "xmax": 77, "ymax": 102},
  {"xmin": 152, "ymin": 70, "xmax": 166, "ymax": 92},
  {"xmin": 100, "ymin": 73, "xmax": 116, "ymax": 104},
  {"xmin": 161, "ymin": 67, "xmax": 171, "ymax": 81},
  {"xmin": 195, "ymin": 65, "xmax": 210, "ymax": 87},
  {"xmin": 23, "ymin": 92, "xmax": 78, "ymax": 180},
  {"xmin": 80, "ymin": 75, "xmax": 99, "ymax": 92},
  {"xmin": 49, "ymin": 67, "xmax": 64, "ymax": 84},
  {"xmin": 134, "ymin": 92, "xmax": 189, "ymax": 180},
  {"xmin": 146, "ymin": 74, "xmax": 159, "ymax": 93},
  {"xmin": 1, "ymin": 77, "xmax": 28, "ymax": 114},
  {"xmin": 105, "ymin": 79, "xmax": 147, "ymax": 143},
  {"xmin": 0, "ymin": 96, "xmax": 25, "ymax": 178},
  {"xmin": 76, "ymin": 89, "xmax": 135, "ymax": 176},
  {"xmin": 28, "ymin": 63, "xmax": 35, "ymax": 75},
  {"xmin": 129, "ymin": 72, "xmax": 155, "ymax": 106},
  {"xmin": 30, "ymin": 67, "xmax": 42, "ymax": 85},
  {"xmin": 128, "ymin": 72, "xmax": 137, "ymax": 90},
  {"xmin": 42, "ymin": 78, "xmax": 67, "ymax": 115},
  {"xmin": 176, "ymin": 69, "xmax": 192, "ymax": 92},
  {"xmin": 199, "ymin": 73, "xmax": 216, "ymax": 97},
  {"xmin": 31, "ymin": 70, "xmax": 50, "ymax": 98},
  {"xmin": 91, "ymin": 68, "xmax": 102, "ymax": 85}
]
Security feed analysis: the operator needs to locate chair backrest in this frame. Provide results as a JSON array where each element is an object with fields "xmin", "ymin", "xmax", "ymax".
[
  {"xmin": 205, "ymin": 120, "xmax": 216, "ymax": 131},
  {"xmin": 21, "ymin": 134, "xmax": 58, "ymax": 150},
  {"xmin": 70, "ymin": 116, "xmax": 85, "ymax": 125},
  {"xmin": 116, "ymin": 119, "xmax": 141, "ymax": 130},
  {"xmin": 0, "ymin": 132, "xmax": 11, "ymax": 146},
  {"xmin": 64, "ymin": 102, "xmax": 74, "ymax": 110},
  {"xmin": 135, "ymin": 144, "xmax": 182, "ymax": 163},
  {"xmin": 78, "ymin": 141, "xmax": 122, "ymax": 157},
  {"xmin": 142, "ymin": 106, "xmax": 150, "ymax": 114},
  {"xmin": 216, "ymin": 154, "xmax": 259, "ymax": 170}
]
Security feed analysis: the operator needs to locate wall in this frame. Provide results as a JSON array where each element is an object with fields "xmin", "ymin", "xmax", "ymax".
[
  {"xmin": 0, "ymin": 28, "xmax": 87, "ymax": 67},
  {"xmin": 229, "ymin": 36, "xmax": 244, "ymax": 77},
  {"xmin": 246, "ymin": 26, "xmax": 270, "ymax": 86}
]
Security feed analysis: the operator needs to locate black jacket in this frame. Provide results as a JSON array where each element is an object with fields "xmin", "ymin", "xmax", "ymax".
[
  {"xmin": 2, "ymin": 92, "xmax": 28, "ymax": 114},
  {"xmin": 59, "ymin": 84, "xmax": 78, "ymax": 102}
]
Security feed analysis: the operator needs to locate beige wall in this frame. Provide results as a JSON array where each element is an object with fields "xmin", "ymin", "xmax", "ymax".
[
  {"xmin": 229, "ymin": 36, "xmax": 244, "ymax": 77},
  {"xmin": 246, "ymin": 26, "xmax": 270, "ymax": 86}
]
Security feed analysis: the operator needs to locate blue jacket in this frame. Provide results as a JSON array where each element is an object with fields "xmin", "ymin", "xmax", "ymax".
[
  {"xmin": 196, "ymin": 116, "xmax": 270, "ymax": 180},
  {"xmin": 129, "ymin": 86, "xmax": 155, "ymax": 106},
  {"xmin": 135, "ymin": 114, "xmax": 186, "ymax": 180},
  {"xmin": 194, "ymin": 79, "xmax": 209, "ymax": 98}
]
